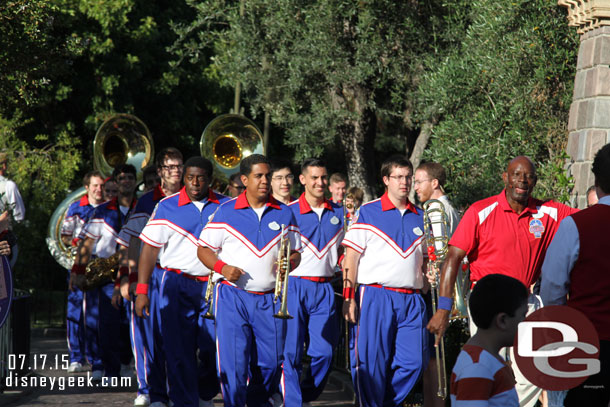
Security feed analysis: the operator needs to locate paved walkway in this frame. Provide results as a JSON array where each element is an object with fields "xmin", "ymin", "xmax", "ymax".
[{"xmin": 0, "ymin": 330, "xmax": 356, "ymax": 407}]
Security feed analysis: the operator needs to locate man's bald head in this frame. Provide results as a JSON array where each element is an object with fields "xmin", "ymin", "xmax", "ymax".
[{"xmin": 506, "ymin": 156, "xmax": 536, "ymax": 176}]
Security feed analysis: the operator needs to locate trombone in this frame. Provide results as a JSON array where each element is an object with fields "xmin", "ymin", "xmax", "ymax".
[
  {"xmin": 423, "ymin": 199, "xmax": 450, "ymax": 400},
  {"xmin": 273, "ymin": 224, "xmax": 293, "ymax": 319}
]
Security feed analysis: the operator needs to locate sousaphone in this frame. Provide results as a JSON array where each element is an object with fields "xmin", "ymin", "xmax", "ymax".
[
  {"xmin": 200, "ymin": 114, "xmax": 264, "ymax": 189},
  {"xmin": 46, "ymin": 114, "xmax": 154, "ymax": 269}
]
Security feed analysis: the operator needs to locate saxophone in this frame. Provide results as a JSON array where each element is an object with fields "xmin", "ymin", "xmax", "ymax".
[{"xmin": 83, "ymin": 252, "xmax": 121, "ymax": 291}]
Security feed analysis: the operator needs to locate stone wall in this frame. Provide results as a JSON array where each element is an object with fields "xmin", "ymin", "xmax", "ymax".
[{"xmin": 562, "ymin": 1, "xmax": 610, "ymax": 208}]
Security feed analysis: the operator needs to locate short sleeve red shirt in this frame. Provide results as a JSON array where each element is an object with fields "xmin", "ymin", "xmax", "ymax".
[{"xmin": 449, "ymin": 189, "xmax": 577, "ymax": 287}]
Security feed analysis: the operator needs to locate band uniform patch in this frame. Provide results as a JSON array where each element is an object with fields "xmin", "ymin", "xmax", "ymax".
[{"xmin": 529, "ymin": 219, "xmax": 544, "ymax": 238}]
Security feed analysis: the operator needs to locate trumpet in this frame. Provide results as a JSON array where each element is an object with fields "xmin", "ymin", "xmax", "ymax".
[
  {"xmin": 342, "ymin": 193, "xmax": 355, "ymax": 232},
  {"xmin": 203, "ymin": 269, "xmax": 215, "ymax": 320},
  {"xmin": 423, "ymin": 199, "xmax": 450, "ymax": 400},
  {"xmin": 273, "ymin": 224, "xmax": 293, "ymax": 320}
]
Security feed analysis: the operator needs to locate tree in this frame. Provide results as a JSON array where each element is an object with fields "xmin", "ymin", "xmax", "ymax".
[
  {"xmin": 414, "ymin": 0, "xmax": 578, "ymax": 207},
  {"xmin": 173, "ymin": 0, "xmax": 456, "ymax": 200}
]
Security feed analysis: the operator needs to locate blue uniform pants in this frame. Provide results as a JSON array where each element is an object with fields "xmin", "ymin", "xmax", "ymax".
[
  {"xmin": 147, "ymin": 266, "xmax": 170, "ymax": 404},
  {"xmin": 350, "ymin": 285, "xmax": 428, "ymax": 407},
  {"xmin": 160, "ymin": 271, "xmax": 219, "ymax": 407},
  {"xmin": 98, "ymin": 282, "xmax": 131, "ymax": 377},
  {"xmin": 66, "ymin": 272, "xmax": 86, "ymax": 364},
  {"xmin": 127, "ymin": 268, "xmax": 168, "ymax": 398},
  {"xmin": 82, "ymin": 286, "xmax": 103, "ymax": 371},
  {"xmin": 215, "ymin": 283, "xmax": 286, "ymax": 407},
  {"xmin": 282, "ymin": 277, "xmax": 338, "ymax": 407}
]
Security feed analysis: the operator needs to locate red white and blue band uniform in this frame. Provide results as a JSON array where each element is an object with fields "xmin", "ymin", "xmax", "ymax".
[
  {"xmin": 341, "ymin": 192, "xmax": 429, "ymax": 407},
  {"xmin": 115, "ymin": 184, "xmax": 167, "ymax": 403},
  {"xmin": 198, "ymin": 192, "xmax": 302, "ymax": 407},
  {"xmin": 61, "ymin": 194, "xmax": 101, "ymax": 370},
  {"xmin": 139, "ymin": 187, "xmax": 229, "ymax": 407},
  {"xmin": 79, "ymin": 196, "xmax": 136, "ymax": 377},
  {"xmin": 281, "ymin": 194, "xmax": 343, "ymax": 406}
]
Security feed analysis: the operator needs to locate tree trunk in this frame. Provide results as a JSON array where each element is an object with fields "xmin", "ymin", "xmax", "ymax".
[
  {"xmin": 408, "ymin": 117, "xmax": 437, "ymax": 202},
  {"xmin": 331, "ymin": 85, "xmax": 377, "ymax": 201}
]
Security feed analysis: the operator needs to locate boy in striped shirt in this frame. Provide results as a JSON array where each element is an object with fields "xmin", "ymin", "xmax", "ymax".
[{"xmin": 450, "ymin": 274, "xmax": 528, "ymax": 406}]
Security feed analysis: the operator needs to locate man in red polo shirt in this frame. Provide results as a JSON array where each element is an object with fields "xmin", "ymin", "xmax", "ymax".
[{"xmin": 427, "ymin": 155, "xmax": 577, "ymax": 407}]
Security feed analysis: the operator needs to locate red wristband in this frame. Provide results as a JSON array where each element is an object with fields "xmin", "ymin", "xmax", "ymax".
[
  {"xmin": 337, "ymin": 253, "xmax": 345, "ymax": 270},
  {"xmin": 71, "ymin": 238, "xmax": 80, "ymax": 247},
  {"xmin": 71, "ymin": 264, "xmax": 86, "ymax": 275},
  {"xmin": 343, "ymin": 287, "xmax": 355, "ymax": 300},
  {"xmin": 136, "ymin": 283, "xmax": 149, "ymax": 295},
  {"xmin": 118, "ymin": 266, "xmax": 129, "ymax": 277},
  {"xmin": 129, "ymin": 272, "xmax": 138, "ymax": 284},
  {"xmin": 214, "ymin": 260, "xmax": 227, "ymax": 274}
]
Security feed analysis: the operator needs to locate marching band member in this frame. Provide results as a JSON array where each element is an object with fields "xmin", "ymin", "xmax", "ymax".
[
  {"xmin": 270, "ymin": 159, "xmax": 296, "ymax": 205},
  {"xmin": 197, "ymin": 154, "xmax": 302, "ymax": 407},
  {"xmin": 282, "ymin": 158, "xmax": 343, "ymax": 407},
  {"xmin": 115, "ymin": 148, "xmax": 184, "ymax": 407},
  {"xmin": 328, "ymin": 173, "xmax": 347, "ymax": 206},
  {"xmin": 427, "ymin": 156, "xmax": 577, "ymax": 407},
  {"xmin": 344, "ymin": 186, "xmax": 363, "ymax": 229},
  {"xmin": 135, "ymin": 156, "xmax": 228, "ymax": 407},
  {"xmin": 61, "ymin": 170, "xmax": 105, "ymax": 374},
  {"xmin": 70, "ymin": 164, "xmax": 138, "ymax": 380},
  {"xmin": 413, "ymin": 162, "xmax": 460, "ymax": 407},
  {"xmin": 342, "ymin": 155, "xmax": 429, "ymax": 407}
]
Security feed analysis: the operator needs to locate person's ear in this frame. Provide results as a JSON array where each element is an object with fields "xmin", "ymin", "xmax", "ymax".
[{"xmin": 495, "ymin": 312, "xmax": 509, "ymax": 330}]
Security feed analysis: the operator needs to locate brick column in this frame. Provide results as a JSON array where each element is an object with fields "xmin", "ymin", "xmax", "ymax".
[{"xmin": 560, "ymin": 0, "xmax": 610, "ymax": 208}]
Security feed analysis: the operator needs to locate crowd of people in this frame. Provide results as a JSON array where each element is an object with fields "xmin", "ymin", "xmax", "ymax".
[{"xmin": 19, "ymin": 142, "xmax": 610, "ymax": 407}]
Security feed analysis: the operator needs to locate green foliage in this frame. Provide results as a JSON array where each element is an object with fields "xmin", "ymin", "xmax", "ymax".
[
  {"xmin": 0, "ymin": 0, "xmax": 231, "ymax": 295},
  {"xmin": 0, "ymin": 115, "xmax": 80, "ymax": 288},
  {"xmin": 172, "ymin": 0, "xmax": 464, "ymax": 196},
  {"xmin": 415, "ymin": 0, "xmax": 578, "ymax": 208}
]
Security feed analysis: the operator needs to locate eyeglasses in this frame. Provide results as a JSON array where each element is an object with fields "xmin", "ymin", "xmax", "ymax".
[
  {"xmin": 412, "ymin": 179, "xmax": 431, "ymax": 186},
  {"xmin": 272, "ymin": 175, "xmax": 294, "ymax": 182},
  {"xmin": 231, "ymin": 184, "xmax": 245, "ymax": 190},
  {"xmin": 161, "ymin": 165, "xmax": 184, "ymax": 172},
  {"xmin": 388, "ymin": 175, "xmax": 412, "ymax": 183}
]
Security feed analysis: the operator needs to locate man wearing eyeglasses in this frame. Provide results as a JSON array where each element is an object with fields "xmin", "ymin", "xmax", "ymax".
[
  {"xmin": 114, "ymin": 147, "xmax": 183, "ymax": 406},
  {"xmin": 342, "ymin": 155, "xmax": 428, "ymax": 407},
  {"xmin": 270, "ymin": 159, "xmax": 296, "ymax": 204},
  {"xmin": 413, "ymin": 162, "xmax": 460, "ymax": 407}
]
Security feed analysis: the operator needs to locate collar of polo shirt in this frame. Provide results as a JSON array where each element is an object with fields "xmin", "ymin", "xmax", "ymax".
[
  {"xmin": 79, "ymin": 194, "xmax": 91, "ymax": 207},
  {"xmin": 152, "ymin": 184, "xmax": 166, "ymax": 201},
  {"xmin": 177, "ymin": 187, "xmax": 219, "ymax": 207},
  {"xmin": 234, "ymin": 191, "xmax": 281, "ymax": 210},
  {"xmin": 297, "ymin": 192, "xmax": 333, "ymax": 214},
  {"xmin": 497, "ymin": 188, "xmax": 537, "ymax": 215},
  {"xmin": 380, "ymin": 191, "xmax": 418, "ymax": 214}
]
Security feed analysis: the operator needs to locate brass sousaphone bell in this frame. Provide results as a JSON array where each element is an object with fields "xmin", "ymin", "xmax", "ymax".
[
  {"xmin": 46, "ymin": 114, "xmax": 154, "ymax": 269},
  {"xmin": 199, "ymin": 114, "xmax": 264, "ymax": 189}
]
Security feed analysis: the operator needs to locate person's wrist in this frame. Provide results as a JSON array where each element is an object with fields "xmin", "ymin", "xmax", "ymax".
[
  {"xmin": 343, "ymin": 287, "xmax": 355, "ymax": 300},
  {"xmin": 135, "ymin": 283, "xmax": 149, "ymax": 295},
  {"xmin": 438, "ymin": 296, "xmax": 453, "ymax": 311},
  {"xmin": 214, "ymin": 260, "xmax": 227, "ymax": 274}
]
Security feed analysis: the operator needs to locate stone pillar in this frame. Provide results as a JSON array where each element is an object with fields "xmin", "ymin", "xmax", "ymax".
[{"xmin": 560, "ymin": 0, "xmax": 610, "ymax": 208}]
